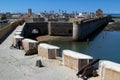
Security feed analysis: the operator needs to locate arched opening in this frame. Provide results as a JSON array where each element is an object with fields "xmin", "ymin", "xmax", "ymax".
[
  {"xmin": 32, "ymin": 29, "xmax": 39, "ymax": 34},
  {"xmin": 29, "ymin": 28, "xmax": 41, "ymax": 40}
]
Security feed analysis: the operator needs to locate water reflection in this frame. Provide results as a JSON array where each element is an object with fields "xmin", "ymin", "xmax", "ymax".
[
  {"xmin": 45, "ymin": 31, "xmax": 120, "ymax": 63},
  {"xmin": 86, "ymin": 31, "xmax": 120, "ymax": 63}
]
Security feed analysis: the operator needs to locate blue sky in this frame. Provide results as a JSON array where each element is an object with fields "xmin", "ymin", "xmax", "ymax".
[{"xmin": 0, "ymin": 0, "xmax": 120, "ymax": 13}]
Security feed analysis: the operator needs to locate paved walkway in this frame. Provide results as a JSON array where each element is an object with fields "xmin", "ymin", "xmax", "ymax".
[
  {"xmin": 0, "ymin": 26, "xmax": 100, "ymax": 80},
  {"xmin": 0, "ymin": 26, "xmax": 80, "ymax": 80}
]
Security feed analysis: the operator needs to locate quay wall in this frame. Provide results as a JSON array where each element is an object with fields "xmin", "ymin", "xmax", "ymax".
[
  {"xmin": 21, "ymin": 22, "xmax": 73, "ymax": 39},
  {"xmin": 21, "ymin": 16, "xmax": 111, "ymax": 41},
  {"xmin": 21, "ymin": 22, "xmax": 48, "ymax": 39},
  {"xmin": 73, "ymin": 16, "xmax": 112, "ymax": 40},
  {"xmin": 49, "ymin": 22, "xmax": 73, "ymax": 36}
]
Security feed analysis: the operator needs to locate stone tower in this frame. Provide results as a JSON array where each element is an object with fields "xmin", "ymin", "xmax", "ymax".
[{"xmin": 28, "ymin": 8, "xmax": 32, "ymax": 15}]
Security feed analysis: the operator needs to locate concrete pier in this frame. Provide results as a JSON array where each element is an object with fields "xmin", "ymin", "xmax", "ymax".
[{"xmin": 63, "ymin": 50, "xmax": 93, "ymax": 71}]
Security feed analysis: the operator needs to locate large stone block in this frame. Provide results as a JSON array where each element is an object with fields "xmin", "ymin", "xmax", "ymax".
[
  {"xmin": 14, "ymin": 31, "xmax": 21, "ymax": 35},
  {"xmin": 16, "ymin": 24, "xmax": 24, "ymax": 32},
  {"xmin": 99, "ymin": 60, "xmax": 120, "ymax": 80},
  {"xmin": 16, "ymin": 29, "xmax": 22, "ymax": 32},
  {"xmin": 63, "ymin": 50, "xmax": 93, "ymax": 71},
  {"xmin": 22, "ymin": 39, "xmax": 38, "ymax": 51},
  {"xmin": 38, "ymin": 43, "xmax": 60, "ymax": 59},
  {"xmin": 12, "ymin": 35, "xmax": 24, "ymax": 46}
]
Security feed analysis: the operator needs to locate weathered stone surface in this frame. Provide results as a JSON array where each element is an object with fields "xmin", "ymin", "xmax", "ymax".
[
  {"xmin": 63, "ymin": 50, "xmax": 93, "ymax": 71},
  {"xmin": 12, "ymin": 35, "xmax": 23, "ymax": 46},
  {"xmin": 38, "ymin": 43, "xmax": 60, "ymax": 59},
  {"xmin": 99, "ymin": 60, "xmax": 120, "ymax": 80},
  {"xmin": 0, "ymin": 23, "xmax": 100, "ymax": 80},
  {"xmin": 22, "ymin": 38, "xmax": 38, "ymax": 52}
]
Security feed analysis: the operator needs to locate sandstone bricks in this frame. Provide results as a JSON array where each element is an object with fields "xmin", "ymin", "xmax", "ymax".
[
  {"xmin": 99, "ymin": 60, "xmax": 120, "ymax": 80},
  {"xmin": 38, "ymin": 43, "xmax": 60, "ymax": 59},
  {"xmin": 63, "ymin": 50, "xmax": 93, "ymax": 71},
  {"xmin": 22, "ymin": 39, "xmax": 38, "ymax": 51}
]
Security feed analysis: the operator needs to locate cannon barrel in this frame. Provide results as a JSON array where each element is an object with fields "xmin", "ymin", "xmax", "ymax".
[{"xmin": 76, "ymin": 58, "xmax": 100, "ymax": 76}]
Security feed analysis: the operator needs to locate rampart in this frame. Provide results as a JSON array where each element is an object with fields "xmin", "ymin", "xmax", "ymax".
[
  {"xmin": 0, "ymin": 21, "xmax": 23, "ymax": 44},
  {"xmin": 21, "ymin": 22, "xmax": 48, "ymax": 39},
  {"xmin": 21, "ymin": 15, "xmax": 112, "ymax": 41},
  {"xmin": 48, "ymin": 22, "xmax": 73, "ymax": 36},
  {"xmin": 73, "ymin": 16, "xmax": 112, "ymax": 40}
]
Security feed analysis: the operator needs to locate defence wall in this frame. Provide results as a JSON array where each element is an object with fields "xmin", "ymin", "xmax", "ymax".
[
  {"xmin": 73, "ymin": 16, "xmax": 112, "ymax": 40},
  {"xmin": 99, "ymin": 60, "xmax": 120, "ymax": 80},
  {"xmin": 0, "ymin": 24, "xmax": 12, "ymax": 40},
  {"xmin": 49, "ymin": 22, "xmax": 73, "ymax": 36},
  {"xmin": 0, "ymin": 21, "xmax": 23, "ymax": 43},
  {"xmin": 21, "ymin": 22, "xmax": 48, "ymax": 39},
  {"xmin": 21, "ymin": 16, "xmax": 111, "ymax": 41}
]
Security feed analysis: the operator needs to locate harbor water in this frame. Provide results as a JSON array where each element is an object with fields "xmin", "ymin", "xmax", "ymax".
[{"xmin": 46, "ymin": 31, "xmax": 120, "ymax": 64}]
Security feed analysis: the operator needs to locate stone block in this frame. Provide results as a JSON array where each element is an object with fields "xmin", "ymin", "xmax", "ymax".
[
  {"xmin": 22, "ymin": 39, "xmax": 38, "ymax": 51},
  {"xmin": 38, "ymin": 43, "xmax": 60, "ymax": 59},
  {"xmin": 12, "ymin": 35, "xmax": 23, "ymax": 46},
  {"xmin": 63, "ymin": 50, "xmax": 93, "ymax": 71},
  {"xmin": 99, "ymin": 60, "xmax": 120, "ymax": 80},
  {"xmin": 14, "ymin": 31, "xmax": 21, "ymax": 35},
  {"xmin": 16, "ymin": 29, "xmax": 22, "ymax": 32}
]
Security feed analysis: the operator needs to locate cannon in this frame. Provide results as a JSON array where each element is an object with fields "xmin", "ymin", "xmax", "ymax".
[
  {"xmin": 25, "ymin": 48, "xmax": 38, "ymax": 56},
  {"xmin": 76, "ymin": 58, "xmax": 100, "ymax": 79}
]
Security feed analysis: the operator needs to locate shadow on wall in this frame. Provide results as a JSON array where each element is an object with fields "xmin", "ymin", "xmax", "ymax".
[
  {"xmin": 21, "ymin": 22, "xmax": 48, "ymax": 40},
  {"xmin": 28, "ymin": 28, "xmax": 41, "ymax": 40},
  {"xmin": 86, "ymin": 23, "xmax": 108, "ymax": 42},
  {"xmin": 0, "ymin": 21, "xmax": 24, "ymax": 44}
]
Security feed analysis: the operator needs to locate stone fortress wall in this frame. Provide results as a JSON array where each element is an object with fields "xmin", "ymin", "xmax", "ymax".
[
  {"xmin": 0, "ymin": 21, "xmax": 23, "ymax": 43},
  {"xmin": 21, "ymin": 15, "xmax": 112, "ymax": 41}
]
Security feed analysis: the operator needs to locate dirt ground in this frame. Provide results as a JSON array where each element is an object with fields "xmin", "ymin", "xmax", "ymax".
[{"xmin": 36, "ymin": 35, "xmax": 72, "ymax": 42}]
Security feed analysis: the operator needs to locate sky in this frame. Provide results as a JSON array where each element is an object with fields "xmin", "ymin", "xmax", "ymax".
[{"xmin": 0, "ymin": 0, "xmax": 120, "ymax": 13}]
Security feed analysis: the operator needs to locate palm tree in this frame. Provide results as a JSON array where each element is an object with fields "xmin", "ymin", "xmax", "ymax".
[
  {"xmin": 62, "ymin": 10, "xmax": 64, "ymax": 14},
  {"xmin": 59, "ymin": 9, "xmax": 61, "ymax": 14}
]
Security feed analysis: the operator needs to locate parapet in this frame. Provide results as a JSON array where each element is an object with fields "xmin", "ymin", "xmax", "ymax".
[
  {"xmin": 63, "ymin": 50, "xmax": 93, "ymax": 71},
  {"xmin": 22, "ymin": 38, "xmax": 38, "ymax": 51},
  {"xmin": 14, "ymin": 31, "xmax": 21, "ymax": 35},
  {"xmin": 99, "ymin": 60, "xmax": 120, "ymax": 80},
  {"xmin": 38, "ymin": 43, "xmax": 60, "ymax": 59},
  {"xmin": 12, "ymin": 35, "xmax": 23, "ymax": 46}
]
